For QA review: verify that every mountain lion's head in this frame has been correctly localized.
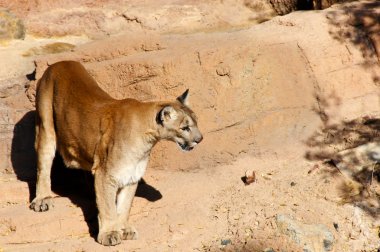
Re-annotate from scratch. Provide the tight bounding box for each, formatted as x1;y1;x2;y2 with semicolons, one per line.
156;90;203;151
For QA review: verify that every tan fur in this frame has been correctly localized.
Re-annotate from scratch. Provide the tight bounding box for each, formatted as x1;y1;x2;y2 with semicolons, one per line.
30;61;203;246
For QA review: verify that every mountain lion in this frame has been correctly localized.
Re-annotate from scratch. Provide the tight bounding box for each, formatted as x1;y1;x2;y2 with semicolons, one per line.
30;61;203;246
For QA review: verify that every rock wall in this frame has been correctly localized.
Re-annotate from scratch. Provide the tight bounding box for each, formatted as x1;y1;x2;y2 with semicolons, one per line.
0;1;379;181
1;0;276;39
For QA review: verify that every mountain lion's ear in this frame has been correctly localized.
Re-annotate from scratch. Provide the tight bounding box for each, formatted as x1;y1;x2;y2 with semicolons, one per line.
177;89;189;106
156;106;177;125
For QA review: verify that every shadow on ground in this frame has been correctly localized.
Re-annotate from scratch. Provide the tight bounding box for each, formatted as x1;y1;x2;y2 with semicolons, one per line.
305;92;380;218
307;1;380;218
11;111;162;239
327;1;380;84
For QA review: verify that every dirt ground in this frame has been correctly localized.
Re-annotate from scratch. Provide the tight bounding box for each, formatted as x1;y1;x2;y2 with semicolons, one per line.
1;152;379;251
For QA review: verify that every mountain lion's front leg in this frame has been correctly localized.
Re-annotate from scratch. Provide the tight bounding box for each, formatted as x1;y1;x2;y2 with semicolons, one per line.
116;183;138;240
30;111;56;212
94;169;122;246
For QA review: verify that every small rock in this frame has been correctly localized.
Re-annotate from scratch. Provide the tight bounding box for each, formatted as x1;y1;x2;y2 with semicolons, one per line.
221;239;231;246
167;241;176;248
261;173;272;180
290;181;296;186
220;207;228;213
308;164;319;174
263;248;276;252
9;224;16;232
244;228;252;237
242;170;256;185
276;214;334;252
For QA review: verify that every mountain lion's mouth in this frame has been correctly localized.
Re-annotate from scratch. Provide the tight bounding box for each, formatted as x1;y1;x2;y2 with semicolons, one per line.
177;142;194;151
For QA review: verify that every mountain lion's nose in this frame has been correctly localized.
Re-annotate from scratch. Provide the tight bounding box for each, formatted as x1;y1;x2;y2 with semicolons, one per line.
195;135;203;144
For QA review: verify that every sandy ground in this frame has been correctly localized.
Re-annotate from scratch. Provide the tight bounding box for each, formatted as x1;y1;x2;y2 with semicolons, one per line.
1;151;379;251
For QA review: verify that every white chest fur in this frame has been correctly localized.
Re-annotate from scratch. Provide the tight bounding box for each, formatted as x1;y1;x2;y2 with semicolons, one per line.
115;158;149;187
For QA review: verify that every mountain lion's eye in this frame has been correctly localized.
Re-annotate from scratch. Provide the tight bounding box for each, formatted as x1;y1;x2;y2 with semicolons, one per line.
181;126;191;132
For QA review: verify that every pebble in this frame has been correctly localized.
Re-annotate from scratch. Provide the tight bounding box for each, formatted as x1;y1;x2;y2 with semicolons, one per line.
263;248;275;252
221;239;231;246
242;170;256;185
